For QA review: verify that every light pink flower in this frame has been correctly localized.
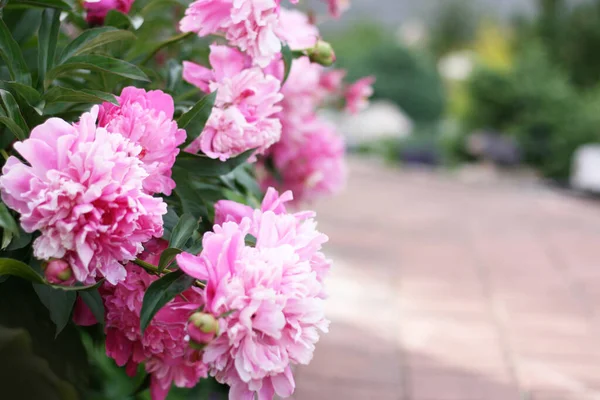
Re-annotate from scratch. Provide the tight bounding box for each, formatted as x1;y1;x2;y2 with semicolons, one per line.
183;45;283;161
176;190;330;399
319;69;346;93
83;0;134;25
275;8;319;50
278;56;326;119
264;117;346;203
180;0;288;67
103;241;208;400
98;87;186;196
345;76;375;114
0;108;166;284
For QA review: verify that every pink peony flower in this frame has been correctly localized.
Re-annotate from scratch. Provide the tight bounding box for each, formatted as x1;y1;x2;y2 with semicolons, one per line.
345;76;375;114
180;0;289;67
83;0;135;25
183;45;283;161
0;107;166;284
98;87;186;196
263;117;346;203
176;189;330;399
275;8;319;51
103;240;208;400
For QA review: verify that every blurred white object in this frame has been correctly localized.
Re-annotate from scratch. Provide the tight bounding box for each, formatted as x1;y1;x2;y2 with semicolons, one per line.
396;20;427;47
571;144;600;192
438;51;474;81
322;100;413;146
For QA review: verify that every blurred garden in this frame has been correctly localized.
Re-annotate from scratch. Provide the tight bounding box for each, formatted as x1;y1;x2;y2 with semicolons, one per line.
328;0;600;187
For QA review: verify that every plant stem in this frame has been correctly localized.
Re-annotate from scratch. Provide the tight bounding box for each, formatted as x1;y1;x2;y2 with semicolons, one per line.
133;258;162;274
133;258;206;289
0;149;9;161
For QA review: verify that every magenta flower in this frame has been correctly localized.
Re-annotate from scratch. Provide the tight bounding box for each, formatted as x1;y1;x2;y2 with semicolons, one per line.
264;117;346;203
176;189;330;399
183;45;283;161
180;0;285;67
323;0;349;18
103;240;208;400
0;107;166;284
345;76;375;114
83;0;134;25
98;87;186;196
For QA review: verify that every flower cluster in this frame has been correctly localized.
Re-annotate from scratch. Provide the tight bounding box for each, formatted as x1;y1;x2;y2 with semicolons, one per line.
261;50;374;203
176;188;331;399
102;240;208;400
183;45;283;161
0;0;369;398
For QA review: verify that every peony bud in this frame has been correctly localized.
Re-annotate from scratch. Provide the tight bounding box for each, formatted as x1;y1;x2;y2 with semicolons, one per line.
307;40;336;67
43;259;74;285
187;312;219;349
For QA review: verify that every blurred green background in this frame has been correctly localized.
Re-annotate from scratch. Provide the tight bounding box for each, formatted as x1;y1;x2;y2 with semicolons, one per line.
326;0;600;185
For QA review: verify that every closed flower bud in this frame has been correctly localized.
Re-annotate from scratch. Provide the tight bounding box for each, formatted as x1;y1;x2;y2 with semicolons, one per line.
43;259;74;285
307;40;336;67
187;312;219;349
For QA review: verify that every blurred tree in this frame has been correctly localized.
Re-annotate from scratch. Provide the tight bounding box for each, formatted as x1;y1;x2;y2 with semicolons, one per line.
429;0;478;58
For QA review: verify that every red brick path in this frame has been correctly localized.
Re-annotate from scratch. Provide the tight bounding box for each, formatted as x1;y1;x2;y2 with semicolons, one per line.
293;158;600;400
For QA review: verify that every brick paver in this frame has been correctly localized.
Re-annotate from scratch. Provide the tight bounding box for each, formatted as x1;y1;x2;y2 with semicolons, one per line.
292;157;600;400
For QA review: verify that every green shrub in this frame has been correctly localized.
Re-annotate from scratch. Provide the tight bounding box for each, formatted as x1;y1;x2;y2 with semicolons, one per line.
330;24;446;125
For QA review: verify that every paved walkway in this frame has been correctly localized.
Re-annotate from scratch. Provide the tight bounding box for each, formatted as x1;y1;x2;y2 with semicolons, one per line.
293;157;600;400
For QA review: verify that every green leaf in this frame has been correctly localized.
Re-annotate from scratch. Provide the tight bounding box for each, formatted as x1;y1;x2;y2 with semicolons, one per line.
46;55;150;86
174;148;254;178
0;89;29;139
0;19;31;85
281;43;293;85
0;258;45;284
43;86;118;105
172;179;209;221
79;289;104;325
2;81;43;108
140;269;195;334
178;91;217;147
32;284;76;337
132;31;194;64
0;116;26;140
103;10;134;30
37;8;61;89
169;213;199;249
140;0;186;16
6;0;71;9
59;27;135;63
158;248;182;273
0;203;19;250
162;207;179;241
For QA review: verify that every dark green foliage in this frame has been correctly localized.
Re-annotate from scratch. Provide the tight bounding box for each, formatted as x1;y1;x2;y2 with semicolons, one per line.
463;44;600;180
330;23;446;125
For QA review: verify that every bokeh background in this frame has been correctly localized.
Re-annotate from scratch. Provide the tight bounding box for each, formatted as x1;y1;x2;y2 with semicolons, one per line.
292;1;600;399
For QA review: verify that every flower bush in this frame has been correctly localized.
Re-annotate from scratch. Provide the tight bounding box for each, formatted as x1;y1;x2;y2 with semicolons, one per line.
0;0;373;398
